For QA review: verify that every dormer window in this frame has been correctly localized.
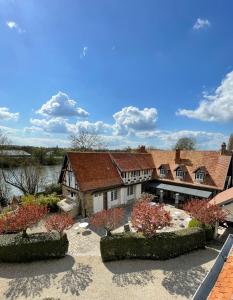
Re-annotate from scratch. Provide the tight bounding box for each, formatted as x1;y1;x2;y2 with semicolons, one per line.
195;170;205;182
160;167;166;177
176;168;184;179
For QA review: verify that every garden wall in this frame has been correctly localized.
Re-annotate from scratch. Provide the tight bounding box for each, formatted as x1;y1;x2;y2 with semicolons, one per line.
100;228;205;262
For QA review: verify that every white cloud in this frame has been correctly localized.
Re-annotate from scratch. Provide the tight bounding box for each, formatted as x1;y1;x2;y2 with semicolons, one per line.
6;21;24;33
80;46;88;59
36;91;89;118
0;107;19;121
113;106;158;135
67;120;112;135
177;71;233;122
136;129;227;150
30;117;69;133
193;18;211;30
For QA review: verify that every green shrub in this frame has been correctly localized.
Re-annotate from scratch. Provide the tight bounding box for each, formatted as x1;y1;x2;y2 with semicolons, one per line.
21;194;37;204
38;193;60;212
100;228;206;262
44;183;62;195
188;218;214;241
0;232;68;262
21;193;60;212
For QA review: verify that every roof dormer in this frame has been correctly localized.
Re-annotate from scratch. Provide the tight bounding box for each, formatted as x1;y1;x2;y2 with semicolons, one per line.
174;165;186;180
193;166;208;183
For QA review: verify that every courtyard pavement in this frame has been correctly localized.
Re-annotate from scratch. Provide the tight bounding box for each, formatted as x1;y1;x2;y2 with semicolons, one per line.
0;205;228;300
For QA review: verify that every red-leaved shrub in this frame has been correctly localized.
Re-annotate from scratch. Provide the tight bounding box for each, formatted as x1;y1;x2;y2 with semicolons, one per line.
131;201;172;237
45;214;74;237
90;208;124;236
0;204;48;237
183;199;227;226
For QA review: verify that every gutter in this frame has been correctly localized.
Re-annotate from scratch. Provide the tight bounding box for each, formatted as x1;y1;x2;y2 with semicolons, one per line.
192;234;233;300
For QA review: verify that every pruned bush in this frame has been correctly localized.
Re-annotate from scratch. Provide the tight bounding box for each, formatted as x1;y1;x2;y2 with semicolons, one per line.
0;203;48;236
100;228;205;262
188;218;214;241
45;214;74;237
0;232;68;262
131;201;172;237
90;208;124;236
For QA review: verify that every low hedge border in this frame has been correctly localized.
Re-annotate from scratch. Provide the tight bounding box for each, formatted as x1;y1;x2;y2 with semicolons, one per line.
188;218;215;241
0;232;69;262
100;228;206;262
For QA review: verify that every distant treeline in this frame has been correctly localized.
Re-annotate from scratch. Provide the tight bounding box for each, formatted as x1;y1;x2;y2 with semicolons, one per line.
0;145;67;168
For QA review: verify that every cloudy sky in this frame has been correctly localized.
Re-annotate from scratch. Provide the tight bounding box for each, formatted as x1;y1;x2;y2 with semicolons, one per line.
0;0;233;149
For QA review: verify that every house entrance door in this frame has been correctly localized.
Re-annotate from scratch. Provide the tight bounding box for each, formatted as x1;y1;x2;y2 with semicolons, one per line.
103;192;108;210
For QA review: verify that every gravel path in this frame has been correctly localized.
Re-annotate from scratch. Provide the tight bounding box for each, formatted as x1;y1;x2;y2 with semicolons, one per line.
0;243;220;300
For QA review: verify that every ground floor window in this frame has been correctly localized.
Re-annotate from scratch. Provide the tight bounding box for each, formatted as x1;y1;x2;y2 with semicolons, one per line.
111;189;118;201
127;185;134;196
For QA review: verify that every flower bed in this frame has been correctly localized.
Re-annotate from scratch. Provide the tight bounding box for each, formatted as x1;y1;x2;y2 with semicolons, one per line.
0;232;69;262
100;228;205;262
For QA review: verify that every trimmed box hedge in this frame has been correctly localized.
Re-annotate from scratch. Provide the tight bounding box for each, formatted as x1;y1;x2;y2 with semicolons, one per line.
0;232;69;262
100;228;205;262
188;219;214;241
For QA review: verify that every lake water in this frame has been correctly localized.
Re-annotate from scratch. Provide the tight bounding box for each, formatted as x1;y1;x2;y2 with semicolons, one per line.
1;165;62;197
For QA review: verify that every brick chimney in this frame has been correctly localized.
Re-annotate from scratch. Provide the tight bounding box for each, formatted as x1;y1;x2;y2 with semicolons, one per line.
220;142;227;155
175;148;181;163
138;145;146;153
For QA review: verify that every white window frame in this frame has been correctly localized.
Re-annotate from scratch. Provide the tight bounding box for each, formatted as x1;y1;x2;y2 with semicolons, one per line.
176;169;184;179
160;167;166;176
195;171;205;181
111;189;118;201
127;185;134;196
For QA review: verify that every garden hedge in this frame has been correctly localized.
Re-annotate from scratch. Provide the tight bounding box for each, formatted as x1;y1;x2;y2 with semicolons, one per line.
0;232;69;262
188;218;214;241
100;228;205;262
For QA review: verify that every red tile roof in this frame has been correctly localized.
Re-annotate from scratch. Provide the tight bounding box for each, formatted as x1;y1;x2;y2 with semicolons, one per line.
110;153;155;172
208;249;233;300
149;149;232;190
67;152;123;192
209;187;233;206
62;149;232;192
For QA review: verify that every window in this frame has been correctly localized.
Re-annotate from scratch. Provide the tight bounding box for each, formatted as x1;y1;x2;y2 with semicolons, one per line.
195;171;205;182
121;172;126;178
160;167;166;177
176;168;184;179
111;189;118;201
144;169;148;175
127;185;134;196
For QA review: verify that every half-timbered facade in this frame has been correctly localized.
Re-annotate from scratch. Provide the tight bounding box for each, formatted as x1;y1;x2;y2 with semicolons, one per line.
59;143;233;216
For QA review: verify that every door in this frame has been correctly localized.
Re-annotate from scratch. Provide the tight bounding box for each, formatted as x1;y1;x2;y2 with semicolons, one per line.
103;192;108;210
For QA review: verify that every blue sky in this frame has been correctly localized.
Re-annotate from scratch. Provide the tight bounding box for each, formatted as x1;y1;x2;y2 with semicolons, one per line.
0;0;233;149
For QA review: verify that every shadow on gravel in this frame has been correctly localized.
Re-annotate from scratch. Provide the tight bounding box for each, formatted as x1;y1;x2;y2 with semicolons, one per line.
2;257;93;299
104;245;219;295
58;263;93;296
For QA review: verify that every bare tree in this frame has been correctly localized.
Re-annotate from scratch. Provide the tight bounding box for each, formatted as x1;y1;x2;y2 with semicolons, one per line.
69;131;106;151
2;164;44;195
0;130;11;206
0;129;10;148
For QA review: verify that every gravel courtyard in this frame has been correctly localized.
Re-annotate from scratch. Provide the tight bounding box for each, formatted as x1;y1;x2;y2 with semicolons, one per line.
0;205;225;300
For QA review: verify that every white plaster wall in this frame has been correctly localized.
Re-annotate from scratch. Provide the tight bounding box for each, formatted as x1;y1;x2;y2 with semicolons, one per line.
107;190;121;208
135;183;142;199
93;193;103;213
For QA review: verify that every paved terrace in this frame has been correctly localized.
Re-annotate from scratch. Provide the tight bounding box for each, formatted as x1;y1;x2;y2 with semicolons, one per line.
0;205;231;300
